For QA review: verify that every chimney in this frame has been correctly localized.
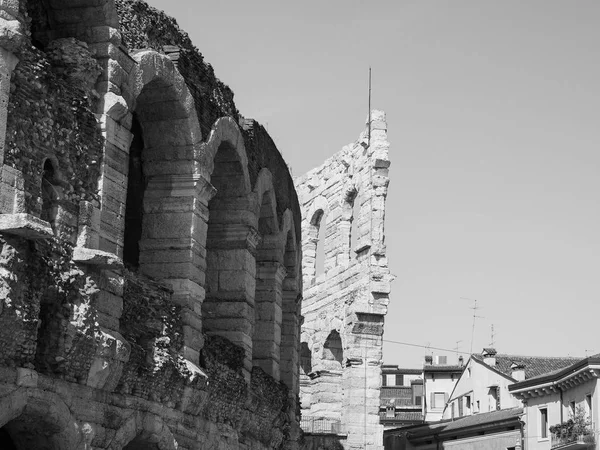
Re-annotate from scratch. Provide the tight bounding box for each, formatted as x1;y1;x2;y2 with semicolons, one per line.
425;355;433;365
511;362;526;381
482;348;497;367
458;355;464;366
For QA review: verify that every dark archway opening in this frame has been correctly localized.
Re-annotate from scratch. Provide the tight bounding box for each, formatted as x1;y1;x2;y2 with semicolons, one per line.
313;210;326;277
0;427;18;450
41;159;60;230
123;114;146;270
0;416;63;450
300;342;312;375
34;286;63;375
123;435;160;450
323;330;343;370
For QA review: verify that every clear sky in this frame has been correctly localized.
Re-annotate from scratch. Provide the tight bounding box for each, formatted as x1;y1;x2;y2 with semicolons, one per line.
143;0;600;367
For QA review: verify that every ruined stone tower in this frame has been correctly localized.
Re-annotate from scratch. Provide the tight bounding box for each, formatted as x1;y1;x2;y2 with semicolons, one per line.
295;111;391;450
0;1;303;448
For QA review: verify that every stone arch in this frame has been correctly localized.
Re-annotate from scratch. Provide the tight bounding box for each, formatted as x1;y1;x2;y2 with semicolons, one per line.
199;116;251;193
108;413;177;450
303;196;329;285
0;390;82;450
202;117;255;375
99;49;208;363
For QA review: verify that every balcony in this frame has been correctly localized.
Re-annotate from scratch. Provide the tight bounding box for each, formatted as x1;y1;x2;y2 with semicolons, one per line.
300;418;346;436
551;430;595;449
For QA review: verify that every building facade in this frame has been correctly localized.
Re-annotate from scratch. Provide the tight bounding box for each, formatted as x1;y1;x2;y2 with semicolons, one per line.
0;1;303;449
296;111;392;450
380;365;424;429
384;407;523;450
423;355;463;422
510;355;599;450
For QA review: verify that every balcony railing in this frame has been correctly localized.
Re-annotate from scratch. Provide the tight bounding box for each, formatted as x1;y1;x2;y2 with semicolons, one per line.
551;430;595;449
300;417;346;435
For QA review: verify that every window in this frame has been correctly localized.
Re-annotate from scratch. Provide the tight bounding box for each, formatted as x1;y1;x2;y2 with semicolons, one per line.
386;406;395;418
432;392;446;409
396;374;404;386
540;407;548;439
586;394;592;420
466;395;471;413
415;396;422;406
467;368;471;378
489;386;499;411
476;400;480;413
570;401;576;417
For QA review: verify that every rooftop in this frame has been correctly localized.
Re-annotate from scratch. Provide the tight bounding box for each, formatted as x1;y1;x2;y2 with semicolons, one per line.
473;353;582;380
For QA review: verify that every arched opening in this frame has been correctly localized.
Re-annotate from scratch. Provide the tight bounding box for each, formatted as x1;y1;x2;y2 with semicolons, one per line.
300;342;312;376
323;330;343;371
203;141;254;371
41;159;60;230
0;414;68;450
0;428;17;450
123;114;146;270
123;434;160;450
313;210;326;277
34;286;63;375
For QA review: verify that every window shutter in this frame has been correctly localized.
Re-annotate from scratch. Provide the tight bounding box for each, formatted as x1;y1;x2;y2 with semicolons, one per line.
382;375;386;387
430;392;435;408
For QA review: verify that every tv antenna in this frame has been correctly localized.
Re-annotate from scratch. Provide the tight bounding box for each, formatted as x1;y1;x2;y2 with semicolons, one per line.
461;297;484;354
454;340;462;358
489;324;496;348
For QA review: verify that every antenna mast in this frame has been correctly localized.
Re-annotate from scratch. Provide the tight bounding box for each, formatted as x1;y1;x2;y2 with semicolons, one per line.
368;67;372;146
490;324;496;348
461;297;484;354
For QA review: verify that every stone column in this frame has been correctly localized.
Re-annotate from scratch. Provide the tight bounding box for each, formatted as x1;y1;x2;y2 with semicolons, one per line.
253;261;286;379
141;174;214;364
280;290;301;393
203;222;259;376
0;48;18;170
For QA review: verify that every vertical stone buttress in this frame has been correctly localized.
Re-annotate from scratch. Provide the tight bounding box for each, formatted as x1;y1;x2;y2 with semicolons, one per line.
295;110;391;450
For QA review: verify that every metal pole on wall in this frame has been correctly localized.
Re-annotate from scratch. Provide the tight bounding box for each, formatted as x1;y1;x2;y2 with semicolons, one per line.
368;67;372;147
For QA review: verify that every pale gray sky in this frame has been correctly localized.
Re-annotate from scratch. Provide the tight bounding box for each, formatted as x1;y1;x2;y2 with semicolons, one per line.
143;0;600;367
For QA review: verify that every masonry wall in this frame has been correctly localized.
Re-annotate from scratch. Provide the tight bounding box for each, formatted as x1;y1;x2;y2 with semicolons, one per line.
295;111;391;450
0;1;303;449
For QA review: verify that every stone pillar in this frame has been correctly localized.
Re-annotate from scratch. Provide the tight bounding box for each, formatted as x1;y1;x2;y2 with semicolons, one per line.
280;290;301;392
0;48;18;170
253;261;286;379
140;174;214;363
204;222;259;376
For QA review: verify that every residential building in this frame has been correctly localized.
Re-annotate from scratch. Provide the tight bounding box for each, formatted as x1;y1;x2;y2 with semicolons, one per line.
384;407;524;450
381;365;424;428
509;354;600;450
423;355;464;422
444;349;580;421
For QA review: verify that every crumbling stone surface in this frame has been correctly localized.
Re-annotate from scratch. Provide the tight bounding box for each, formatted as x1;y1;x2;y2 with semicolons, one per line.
295;112;391;450
0;1;303;449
